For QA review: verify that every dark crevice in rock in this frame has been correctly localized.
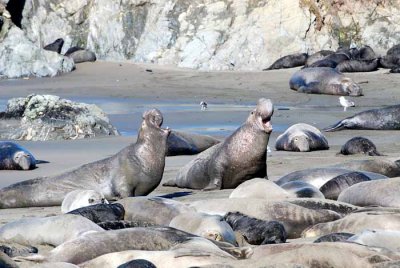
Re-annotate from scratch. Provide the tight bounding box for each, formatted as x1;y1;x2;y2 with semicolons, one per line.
6;0;26;28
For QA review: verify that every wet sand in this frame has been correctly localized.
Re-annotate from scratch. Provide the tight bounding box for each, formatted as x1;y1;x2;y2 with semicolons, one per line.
0;61;400;226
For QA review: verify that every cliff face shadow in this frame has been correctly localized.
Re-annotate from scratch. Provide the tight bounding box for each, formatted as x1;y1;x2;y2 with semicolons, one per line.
6;0;26;28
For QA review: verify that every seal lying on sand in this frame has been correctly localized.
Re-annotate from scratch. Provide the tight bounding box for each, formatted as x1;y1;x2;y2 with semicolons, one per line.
334;159;400;177
163;98;273;190
340;137;383;156
166;131;220;156
335;59;379;73
275;123;329;152
61;190;108;213
263;53;308;70
64;47;96;64
289;67;363;96
0;141;37;170
0;109;170;208
324;104;400;131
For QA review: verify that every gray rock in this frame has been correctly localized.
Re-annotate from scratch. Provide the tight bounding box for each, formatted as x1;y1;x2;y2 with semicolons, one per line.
0;94;119;141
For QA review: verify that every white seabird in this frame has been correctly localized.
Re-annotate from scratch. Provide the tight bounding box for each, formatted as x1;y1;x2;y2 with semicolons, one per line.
339;96;355;111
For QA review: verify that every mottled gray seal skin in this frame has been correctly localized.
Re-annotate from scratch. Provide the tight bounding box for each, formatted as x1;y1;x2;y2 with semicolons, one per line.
97;220;156;230
280;181;325;199
335;59;379;73
324;104;400;131
305;50;334;67
224;212;287;245
340;137;383;156
379;55;400;69
347;229;400;253
307;59;338;68
0;141;37;170
166;130;220;156
164;98;273;190
334;159;400;178
320;171;371;200
43;38;64;54
289;67;363;96
263;53;308;70
0;243;37;257
358;45;376;60
0;252;18;268
67;49;96;64
0;109;170;208
338;177;400;207
387;44;400;56
275;123;329;152
313;232;354;243
285;198;358;216
68;203;125;223
323;52;350;64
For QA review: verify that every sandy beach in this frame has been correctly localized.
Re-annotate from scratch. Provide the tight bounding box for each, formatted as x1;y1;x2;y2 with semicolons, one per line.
0;61;400;248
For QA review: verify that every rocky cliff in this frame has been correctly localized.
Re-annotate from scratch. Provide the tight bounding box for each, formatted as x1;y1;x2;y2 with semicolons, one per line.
2;0;400;74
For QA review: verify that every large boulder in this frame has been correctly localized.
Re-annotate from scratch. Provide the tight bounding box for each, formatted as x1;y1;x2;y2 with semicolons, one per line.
0;94;119;141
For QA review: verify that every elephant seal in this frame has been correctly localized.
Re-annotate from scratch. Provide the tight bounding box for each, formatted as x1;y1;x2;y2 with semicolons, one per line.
224;212;287;245
0;214;103;246
324;104;400;131
313;232;354;243
0;252;18;268
61;190;108;213
228;178;292;200
68;203;125;223
97;220;156;230
275;123;329;152
166;130;220;156
0;141;37;170
347;229;400;252
320;171;371;200
323;52;350;64
289;67;363;96
307;59;338;68
387;44;400;56
169;211;237;245
117;259;156;268
305;50;335;67
335;59;379;73
334;159;400;177
43;38;64;54
66;49;96;64
275;167;387;189
280;181;325;199
263;53;308;70
302;211;400;238
163;98;274;190
340;136;383;156
338;177;400;207
379;55;400;69
0;109;170;208
285;198;358;216
358;45;376;60
0;243;37;257
188;198;341;238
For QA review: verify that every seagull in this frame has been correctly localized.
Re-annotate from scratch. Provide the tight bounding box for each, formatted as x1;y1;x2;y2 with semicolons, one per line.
200;101;208;111
339;96;355;111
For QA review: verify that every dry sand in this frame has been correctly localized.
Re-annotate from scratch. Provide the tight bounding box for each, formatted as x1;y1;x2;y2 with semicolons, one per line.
0;61;400;228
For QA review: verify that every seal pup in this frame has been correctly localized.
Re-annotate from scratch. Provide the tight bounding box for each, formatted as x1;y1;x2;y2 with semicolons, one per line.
339;96;355;111
263;53;308;70
0;141;37;170
0;214;104;246
289;67;363;96
275;123;329;152
61;190;108;213
68;203;125;223
338;177;400;207
324;104;400;131
333;159;400;177
166;130;220;156
43;38;64;54
0;109;170;208
224;212;287;245
340;136;383;156
163;98;273;190
280;181;325;199
228;178;292;200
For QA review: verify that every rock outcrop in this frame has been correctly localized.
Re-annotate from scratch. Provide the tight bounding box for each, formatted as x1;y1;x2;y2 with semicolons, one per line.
0;94;119;141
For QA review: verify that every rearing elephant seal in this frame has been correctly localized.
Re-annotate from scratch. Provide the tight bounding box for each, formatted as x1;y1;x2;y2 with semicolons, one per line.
163;98;273;190
0;142;37;170
324;104;400;131
275;123;329;152
289;67;363;96
0;109;171;208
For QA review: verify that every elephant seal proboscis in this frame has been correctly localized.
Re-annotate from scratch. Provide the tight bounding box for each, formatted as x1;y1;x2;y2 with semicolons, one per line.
324;104;400;131
228;178;292;200
319;171;371;200
0;109;171;208
263;53;308;70
333;159;400;177
188;198;340;238
0;214;103;246
166;130;220;156
280;181;325;199
163;98;273;190
338;177;400;207
275;123;329;152
68;203;125;223
61;190;108;213
43;38;64;54
340;136;383;156
0;141;37;170
224;212;287;245
289;67;363;96
313;232;354;243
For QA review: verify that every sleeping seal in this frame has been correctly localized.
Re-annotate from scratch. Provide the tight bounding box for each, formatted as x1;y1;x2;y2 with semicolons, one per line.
0;109;170;208
0;141;37;170
340;137;383;156
263;53;308;70
163;98;273;190
61;190;108;213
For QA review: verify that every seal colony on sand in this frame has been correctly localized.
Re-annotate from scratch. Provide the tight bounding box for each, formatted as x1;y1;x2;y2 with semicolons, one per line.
163;98;273;190
0;141;37;170
0;109;170;208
